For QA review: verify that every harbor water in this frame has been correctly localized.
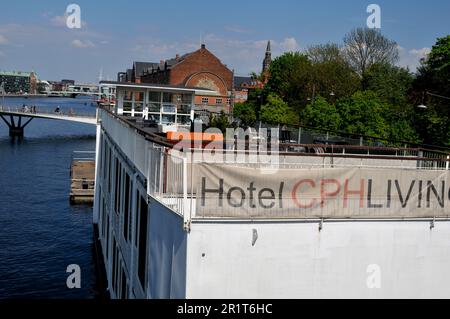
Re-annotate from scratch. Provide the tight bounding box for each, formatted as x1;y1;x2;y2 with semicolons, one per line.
0;97;97;299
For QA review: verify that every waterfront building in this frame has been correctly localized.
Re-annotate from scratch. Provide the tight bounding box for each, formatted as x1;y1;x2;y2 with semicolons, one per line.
92;85;450;299
118;45;233;114
0;71;38;94
140;45;233;115
100;81;213;132
116;42;273;108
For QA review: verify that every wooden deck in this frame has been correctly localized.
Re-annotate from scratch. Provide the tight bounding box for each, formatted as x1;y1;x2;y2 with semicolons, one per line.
70;160;95;205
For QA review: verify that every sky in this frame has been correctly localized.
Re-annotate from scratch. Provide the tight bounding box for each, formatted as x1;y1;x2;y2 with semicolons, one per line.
0;0;449;83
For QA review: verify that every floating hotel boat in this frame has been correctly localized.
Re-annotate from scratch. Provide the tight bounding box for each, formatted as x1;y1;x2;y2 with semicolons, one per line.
93;81;450;299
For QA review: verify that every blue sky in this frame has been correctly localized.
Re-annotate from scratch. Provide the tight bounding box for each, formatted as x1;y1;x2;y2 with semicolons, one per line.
0;0;449;83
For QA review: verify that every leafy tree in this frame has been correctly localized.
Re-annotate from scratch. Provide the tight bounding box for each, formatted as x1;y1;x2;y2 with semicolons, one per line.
306;43;343;64
266;52;313;112
413;108;449;146
343;28;399;79
385;111;420;144
310;57;360;101
300;96;341;131
337;91;389;138
209;111;231;133
260;94;298;126
233;102;257;128
413;35;450;146
418;35;450;96
364;63;414;107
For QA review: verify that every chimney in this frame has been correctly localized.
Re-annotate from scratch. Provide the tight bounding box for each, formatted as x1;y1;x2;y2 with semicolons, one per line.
201;44;206;49
175;54;180;60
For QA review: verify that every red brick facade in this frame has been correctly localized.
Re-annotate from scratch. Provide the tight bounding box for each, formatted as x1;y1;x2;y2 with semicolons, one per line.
141;45;233;113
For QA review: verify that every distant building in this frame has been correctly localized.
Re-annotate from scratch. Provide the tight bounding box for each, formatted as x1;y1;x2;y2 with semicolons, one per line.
138;44;233;114
116;41;272;111
0;71;38;94
37;80;51;94
262;40;272;75
233;41;271;103
61;79;75;86
132;62;160;83
233;76;264;104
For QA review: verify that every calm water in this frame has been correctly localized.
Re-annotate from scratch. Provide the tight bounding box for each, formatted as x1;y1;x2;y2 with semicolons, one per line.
0;97;97;299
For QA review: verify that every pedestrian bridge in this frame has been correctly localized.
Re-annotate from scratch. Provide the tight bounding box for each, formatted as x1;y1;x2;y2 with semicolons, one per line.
0;106;97;137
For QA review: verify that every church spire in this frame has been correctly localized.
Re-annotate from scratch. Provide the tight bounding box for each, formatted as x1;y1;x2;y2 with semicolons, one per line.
262;40;272;74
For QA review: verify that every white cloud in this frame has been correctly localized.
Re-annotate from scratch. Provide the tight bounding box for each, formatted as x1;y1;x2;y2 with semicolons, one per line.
280;37;299;52
50;14;88;28
71;39;95;48
398;45;431;72
409;47;431;60
0;34;8;45
50;15;67;27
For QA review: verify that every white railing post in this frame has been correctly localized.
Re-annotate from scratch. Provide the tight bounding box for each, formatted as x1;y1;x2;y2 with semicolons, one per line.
446;156;449;171
159;150;164;197
182;156;190;232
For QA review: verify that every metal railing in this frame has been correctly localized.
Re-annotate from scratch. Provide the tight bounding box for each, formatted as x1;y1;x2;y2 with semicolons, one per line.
143;142;450;222
147;144;190;227
0;105;96;119
72;151;96;162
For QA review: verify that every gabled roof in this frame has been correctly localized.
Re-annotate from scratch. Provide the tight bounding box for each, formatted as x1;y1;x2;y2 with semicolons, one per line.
234;76;253;89
133;62;159;78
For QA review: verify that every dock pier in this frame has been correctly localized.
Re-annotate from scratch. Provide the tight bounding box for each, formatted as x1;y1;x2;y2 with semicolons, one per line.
70;151;96;205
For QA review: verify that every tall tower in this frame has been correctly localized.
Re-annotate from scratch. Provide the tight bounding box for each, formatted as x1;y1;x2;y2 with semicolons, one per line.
262;40;272;74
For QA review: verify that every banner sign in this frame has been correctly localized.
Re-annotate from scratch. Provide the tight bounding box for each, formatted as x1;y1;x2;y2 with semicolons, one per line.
195;164;450;219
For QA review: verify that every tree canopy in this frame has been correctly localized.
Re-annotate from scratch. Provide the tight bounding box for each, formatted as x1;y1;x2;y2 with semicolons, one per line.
260;93;298;126
231;31;450;147
343;28;399;78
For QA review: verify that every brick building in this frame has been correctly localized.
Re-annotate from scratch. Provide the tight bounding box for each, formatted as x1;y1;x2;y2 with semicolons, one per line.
118;41;272;112
139;44;233;114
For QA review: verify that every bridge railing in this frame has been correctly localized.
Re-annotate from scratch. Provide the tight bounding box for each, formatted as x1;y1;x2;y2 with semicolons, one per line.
0;105;96;118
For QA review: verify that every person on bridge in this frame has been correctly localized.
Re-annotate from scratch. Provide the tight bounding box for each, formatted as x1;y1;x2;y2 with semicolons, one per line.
54;106;61;114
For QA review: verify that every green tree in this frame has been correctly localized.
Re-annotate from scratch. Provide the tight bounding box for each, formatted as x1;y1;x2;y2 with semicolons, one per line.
260;94;298;126
300;96;341;131
365;63;413;107
266;52;312;112
337;91;389;138
413;35;450;146
233;102;257;128
417;35;450;97
307;43;342;64
209;111;231;133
